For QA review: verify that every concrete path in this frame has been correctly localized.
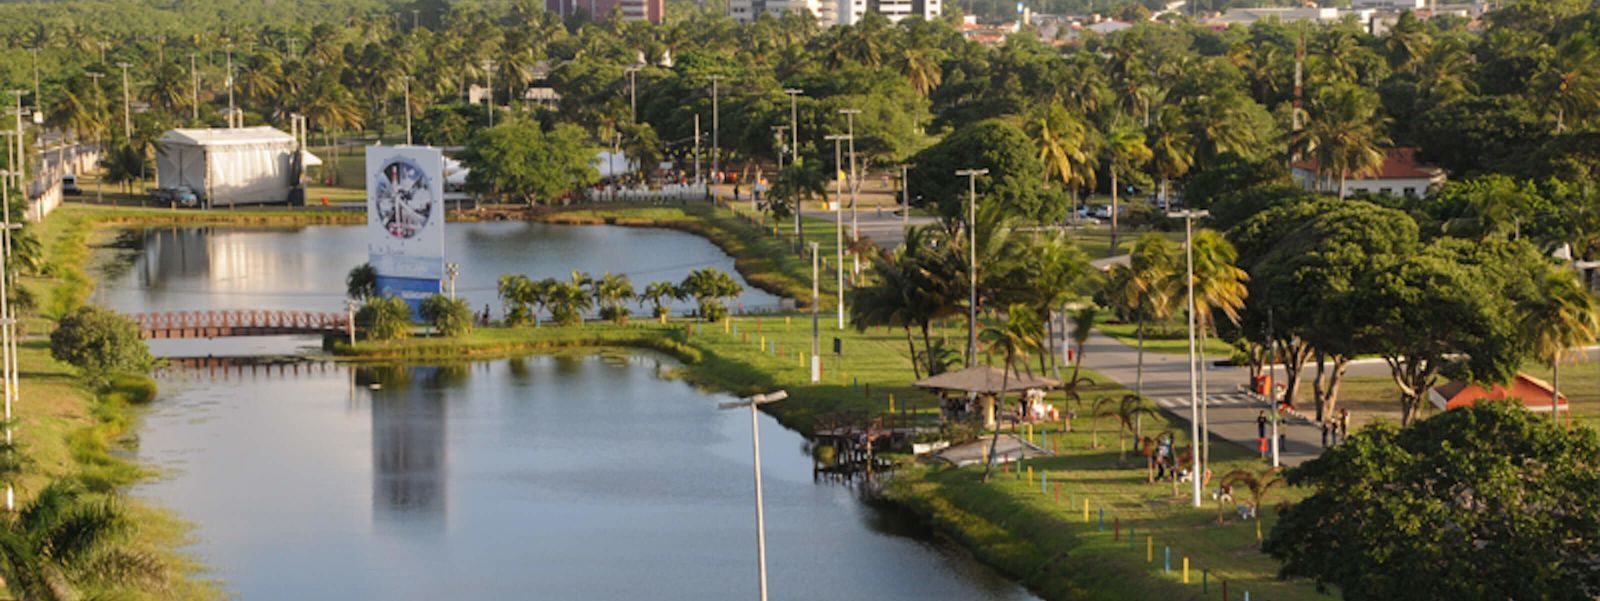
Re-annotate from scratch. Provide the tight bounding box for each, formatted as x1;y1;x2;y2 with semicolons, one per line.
934;433;1051;467
1076;329;1331;466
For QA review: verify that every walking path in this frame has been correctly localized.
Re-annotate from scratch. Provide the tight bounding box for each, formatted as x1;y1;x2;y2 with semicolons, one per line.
1077;329;1330;466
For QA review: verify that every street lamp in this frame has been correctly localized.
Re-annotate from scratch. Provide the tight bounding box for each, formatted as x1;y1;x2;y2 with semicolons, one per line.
956;168;987;367
445;262;460;300
401;75;413;145
86;71;106;204
708;75;725;183
811;242;821;383
717;389;789;601
1168;208;1210;508
0;174;19;512
482;60;497;127
624;66;641;124
116;62;132;140
783;88;803;237
825;134;850;330
839;108;861;256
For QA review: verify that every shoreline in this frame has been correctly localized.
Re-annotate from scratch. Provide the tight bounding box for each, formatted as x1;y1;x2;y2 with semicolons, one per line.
24;203;1320;601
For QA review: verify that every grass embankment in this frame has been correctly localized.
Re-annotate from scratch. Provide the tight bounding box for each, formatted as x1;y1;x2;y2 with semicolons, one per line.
1097;322;1237;358
340;313;1326;600
7;207;224;599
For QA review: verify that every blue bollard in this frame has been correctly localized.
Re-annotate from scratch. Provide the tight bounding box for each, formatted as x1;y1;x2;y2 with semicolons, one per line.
1041;472;1047;495
1244;593;1250;601
1164;546;1170;573
1098;508;1104;531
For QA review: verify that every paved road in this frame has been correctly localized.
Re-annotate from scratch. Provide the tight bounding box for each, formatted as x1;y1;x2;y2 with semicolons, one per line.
1076;329;1331;466
806;205;938;250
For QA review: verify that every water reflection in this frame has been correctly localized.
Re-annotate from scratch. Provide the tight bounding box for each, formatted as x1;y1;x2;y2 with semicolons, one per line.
366;366;453;524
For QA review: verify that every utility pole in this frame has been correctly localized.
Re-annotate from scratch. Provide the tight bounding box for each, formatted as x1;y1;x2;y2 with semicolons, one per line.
1168;208;1210;508
957;168;987;367
189;52;199;122
899;163;910;232
693;114;702;188
716;390;788;601
839;109;860;248
708;75;724;183
483;60;497;127
225;46;236;127
784;88;803;237
811;241;820;383
86;71;105;204
402;75;413;145
29;49;40;115
0;169;19;511
625;66;640;124
826;134;849;330
412;9;420;29
117;63;132;140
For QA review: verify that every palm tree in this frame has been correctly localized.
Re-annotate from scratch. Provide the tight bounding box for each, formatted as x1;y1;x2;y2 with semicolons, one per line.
1219;467;1285;543
1146;106;1193;213
592;272;635;325
1026;105;1094;198
1292;83;1389;198
544;278;593;326
1102;120;1152;252
1013;233;1094;376
850;252;926;379
980;304;1044;483
1095;395;1157;462
638;281;680;323
896;47;945;97
1521;268;1600;422
1533;34;1600;134
1066;305;1098;393
1191;229;1249;467
1105;234;1181;398
346;263;378;300
0;481;167;599
498;274;537;326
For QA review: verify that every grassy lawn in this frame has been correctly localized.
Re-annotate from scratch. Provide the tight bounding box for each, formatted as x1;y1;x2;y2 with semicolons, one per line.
1098;321;1236;357
1335;360;1600;434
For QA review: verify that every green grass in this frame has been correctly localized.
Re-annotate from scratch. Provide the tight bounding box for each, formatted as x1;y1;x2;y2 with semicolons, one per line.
1098;322;1236;357
1334;361;1600;434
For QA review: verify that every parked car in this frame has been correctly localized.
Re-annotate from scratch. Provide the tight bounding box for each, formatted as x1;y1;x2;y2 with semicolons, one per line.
153;186;200;207
61;175;82;195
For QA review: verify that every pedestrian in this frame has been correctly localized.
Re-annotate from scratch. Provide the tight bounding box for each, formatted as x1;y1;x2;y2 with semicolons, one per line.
733;183;741;201
1256;411;1268;458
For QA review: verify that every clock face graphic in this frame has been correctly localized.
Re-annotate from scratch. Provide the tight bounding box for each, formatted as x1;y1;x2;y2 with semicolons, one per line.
375;157;435;240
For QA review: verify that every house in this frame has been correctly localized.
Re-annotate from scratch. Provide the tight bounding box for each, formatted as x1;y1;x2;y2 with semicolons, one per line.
1428;373;1569;414
1291;147;1446;199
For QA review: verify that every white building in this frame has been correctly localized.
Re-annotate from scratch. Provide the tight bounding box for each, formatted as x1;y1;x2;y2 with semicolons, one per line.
1208;7;1369;26
1292;147;1446;198
728;0;936;26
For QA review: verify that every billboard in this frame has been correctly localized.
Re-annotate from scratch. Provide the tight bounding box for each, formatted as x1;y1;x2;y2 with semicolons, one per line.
367;146;446;314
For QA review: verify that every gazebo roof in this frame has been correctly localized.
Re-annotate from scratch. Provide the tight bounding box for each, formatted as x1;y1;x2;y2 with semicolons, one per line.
913;365;1061;394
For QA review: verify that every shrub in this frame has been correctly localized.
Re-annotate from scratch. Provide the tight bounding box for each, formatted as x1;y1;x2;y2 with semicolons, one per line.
420;294;473;337
357;296;413;341
49;305;153;378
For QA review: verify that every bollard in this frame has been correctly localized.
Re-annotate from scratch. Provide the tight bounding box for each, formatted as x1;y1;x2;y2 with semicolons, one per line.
1098;507;1104;531
1083;498;1089;523
1147;536;1153;563
760;336;765;350
1041;472;1047;495
786;316;791;331
1026;423;1033;443
889;394;895;413
1114;517;1120;541
1054;482;1060;503
1203;570;1208;594
1164;546;1170;573
1027;465;1033;483
1183;557;1189;583
1223;580;1228;601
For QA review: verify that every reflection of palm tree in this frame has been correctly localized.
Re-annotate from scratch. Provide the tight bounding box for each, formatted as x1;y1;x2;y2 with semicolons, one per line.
979;304;1043;483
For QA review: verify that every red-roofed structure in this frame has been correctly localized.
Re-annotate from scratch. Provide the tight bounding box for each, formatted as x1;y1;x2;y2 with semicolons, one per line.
1428;373;1569;414
1291;147;1446;199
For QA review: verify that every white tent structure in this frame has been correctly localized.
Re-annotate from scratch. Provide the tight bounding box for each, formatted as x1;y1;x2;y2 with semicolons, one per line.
157;127;319;206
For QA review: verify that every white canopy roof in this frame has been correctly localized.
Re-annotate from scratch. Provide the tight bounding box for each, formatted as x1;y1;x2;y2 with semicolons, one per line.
160;126;295;147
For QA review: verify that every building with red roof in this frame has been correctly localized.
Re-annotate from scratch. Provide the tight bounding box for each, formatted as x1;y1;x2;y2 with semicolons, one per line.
1291;147;1446;199
1428;373;1569;414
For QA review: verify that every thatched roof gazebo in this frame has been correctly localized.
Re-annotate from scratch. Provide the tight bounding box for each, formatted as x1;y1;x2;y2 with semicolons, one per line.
915;366;1060;428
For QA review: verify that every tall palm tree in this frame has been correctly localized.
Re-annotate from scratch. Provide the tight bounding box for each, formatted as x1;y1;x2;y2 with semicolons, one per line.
1105;234;1181;398
1292;83;1389;198
850;251;926;379
896;47;945;97
498;274;536;326
1191;229;1248;467
1013;233;1094;376
1103;120;1152;253
1522;268;1600;422
639;281;681;323
1534;34;1600;134
1026;105;1094;199
593;272;635;325
980;303;1044;483
1146;106;1194;213
1219;466;1284;543
0;481;167;599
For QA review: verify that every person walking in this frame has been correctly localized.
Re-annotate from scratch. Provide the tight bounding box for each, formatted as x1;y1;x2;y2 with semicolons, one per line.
1256;411;1268;458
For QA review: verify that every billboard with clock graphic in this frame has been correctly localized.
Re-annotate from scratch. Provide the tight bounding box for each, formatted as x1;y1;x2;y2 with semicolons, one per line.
367;146;446;314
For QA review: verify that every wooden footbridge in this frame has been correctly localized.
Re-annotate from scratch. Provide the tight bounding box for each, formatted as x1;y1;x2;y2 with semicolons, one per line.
130;310;350;339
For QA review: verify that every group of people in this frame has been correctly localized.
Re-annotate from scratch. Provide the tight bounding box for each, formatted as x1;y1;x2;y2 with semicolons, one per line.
1255;406;1354;458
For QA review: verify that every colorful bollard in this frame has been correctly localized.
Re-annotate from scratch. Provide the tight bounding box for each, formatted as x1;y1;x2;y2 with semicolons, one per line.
1098;507;1104;531
1164;546;1170;573
1183;557;1189;583
1041;472;1047;495
1083;498;1089;523
1147;536;1153;563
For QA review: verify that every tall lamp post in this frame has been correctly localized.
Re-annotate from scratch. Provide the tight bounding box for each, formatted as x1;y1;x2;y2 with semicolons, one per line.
825;134;849;330
708;75;724;183
482;60;497;127
116;62;132;140
86;71;105;203
401;75;413;145
956;168;987;367
1169;208;1209;507
783;88;802;236
717;390;789;601
810;242;820;383
0;173;18;512
839;108;860;248
624;66;641;124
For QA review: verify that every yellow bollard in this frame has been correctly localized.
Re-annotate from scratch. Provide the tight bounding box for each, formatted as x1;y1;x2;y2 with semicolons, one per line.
1027;465;1033;482
723;318;730;334
760;335;765;350
1183;557;1189;583
1027;423;1033;443
1147;536;1153;563
1083;498;1089;523
889;393;895;413
786;316;791;332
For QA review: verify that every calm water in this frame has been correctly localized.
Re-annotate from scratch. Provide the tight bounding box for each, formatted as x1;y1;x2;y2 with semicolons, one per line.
98;224;1039;600
92;221;784;317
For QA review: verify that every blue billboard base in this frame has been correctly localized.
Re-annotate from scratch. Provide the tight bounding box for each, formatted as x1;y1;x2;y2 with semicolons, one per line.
376;276;444;320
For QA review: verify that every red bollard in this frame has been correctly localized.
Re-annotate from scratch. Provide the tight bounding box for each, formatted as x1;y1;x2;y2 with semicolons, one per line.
1114;517;1120;541
1222;580;1228;601
1054;482;1060;503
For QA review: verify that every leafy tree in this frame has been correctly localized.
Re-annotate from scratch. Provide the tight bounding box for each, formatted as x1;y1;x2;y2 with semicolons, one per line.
1520;267;1600;419
346;263;378;300
678;268;743;322
1265;402;1600;599
1094;394;1157;462
638;281;681;322
419;294;473;337
908;119;1054;222
1292;83;1389;198
0;480;168;599
461;118;598;204
48;305;152;379
357;296;412;342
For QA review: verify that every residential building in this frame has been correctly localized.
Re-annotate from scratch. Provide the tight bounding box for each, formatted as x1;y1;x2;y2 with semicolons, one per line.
1291;147;1446;199
729;0;935;26
546;0;663;23
1430;373;1569;415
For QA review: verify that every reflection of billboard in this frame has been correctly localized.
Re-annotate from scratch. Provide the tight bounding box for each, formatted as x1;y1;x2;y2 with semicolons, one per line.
367;146;445;313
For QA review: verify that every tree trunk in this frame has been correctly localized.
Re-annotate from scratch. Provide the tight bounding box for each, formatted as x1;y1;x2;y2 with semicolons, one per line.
1135;313;1145;398
1337;174;1347;199
1313;351;1327;423
982;359;1012;483
905;326;922;381
1553;359;1561;424
920;321;937;377
1199;324;1211;470
1110;170;1120;254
